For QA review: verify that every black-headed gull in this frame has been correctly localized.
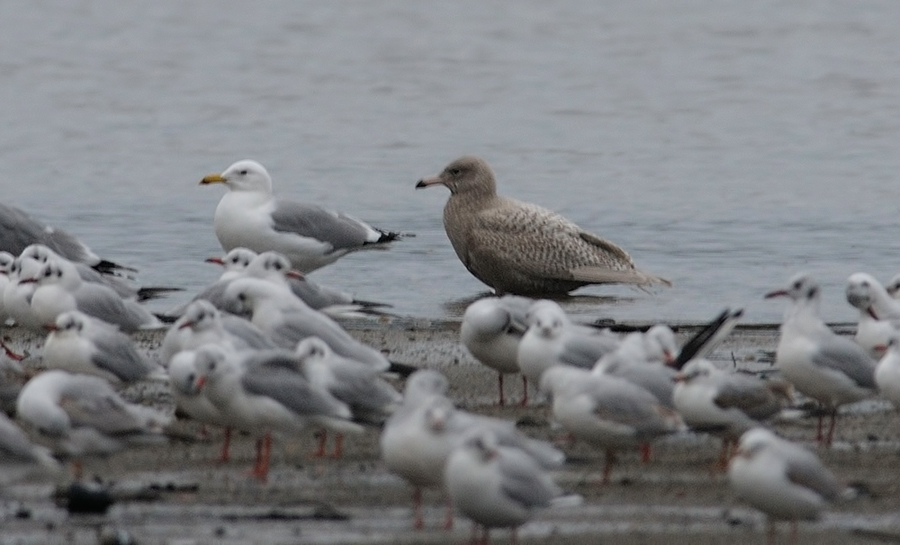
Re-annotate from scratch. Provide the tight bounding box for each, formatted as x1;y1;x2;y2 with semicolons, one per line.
846;272;898;359
728;428;845;543
168;349;232;462
875;332;900;409
460;295;533;406
766;273;877;446
673;358;792;468
444;428;567;544
28;257;161;332
517;299;620;390
294;336;401;457
200;160;400;273
221;277;390;371
16;370;170;477
539;365;683;484
415;156;670;295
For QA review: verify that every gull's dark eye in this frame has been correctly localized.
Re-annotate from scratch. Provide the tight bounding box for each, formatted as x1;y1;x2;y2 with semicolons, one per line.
237;292;246;301
862;281;870;288
239;169;248;176
793;280;802;290
197;312;206;321
448;168;461;176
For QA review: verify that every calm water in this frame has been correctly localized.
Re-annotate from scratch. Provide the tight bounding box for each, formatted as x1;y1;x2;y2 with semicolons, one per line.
2;1;900;324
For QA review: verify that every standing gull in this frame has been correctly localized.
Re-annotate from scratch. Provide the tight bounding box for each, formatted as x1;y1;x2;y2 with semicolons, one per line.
460;295;533;406
415;156;669;295
200;160;400;273
766;273;877;446
728;428;845;543
845;273;895;359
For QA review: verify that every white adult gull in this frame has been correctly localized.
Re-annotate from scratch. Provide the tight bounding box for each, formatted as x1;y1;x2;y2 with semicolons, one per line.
200;160;400;273
168;349;233;462
728;428;846;543
766;273;877;446
42;310;162;384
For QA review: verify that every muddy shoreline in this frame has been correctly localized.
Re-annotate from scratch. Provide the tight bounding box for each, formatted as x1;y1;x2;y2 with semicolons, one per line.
2;319;899;545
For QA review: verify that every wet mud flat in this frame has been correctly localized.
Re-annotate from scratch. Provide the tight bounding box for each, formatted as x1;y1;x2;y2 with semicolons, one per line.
2;319;900;545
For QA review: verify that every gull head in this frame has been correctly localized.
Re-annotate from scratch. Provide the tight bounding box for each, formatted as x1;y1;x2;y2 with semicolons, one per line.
295;336;330;361
49;310;87;335
247;251;302;282
415;156;497;198
643;325;677;365
20;244;58;263
527;301;567;340
177;300;221;332
461;298;513;340
764;272;820;303
206;247;258;272
201;159;273;194
845;273;879;314
169;350;203;396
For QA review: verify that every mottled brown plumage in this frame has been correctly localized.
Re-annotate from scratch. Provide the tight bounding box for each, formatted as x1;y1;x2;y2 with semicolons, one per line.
416;156;670;295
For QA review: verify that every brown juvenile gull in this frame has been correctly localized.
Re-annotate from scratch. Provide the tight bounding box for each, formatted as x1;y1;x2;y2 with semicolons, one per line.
415;156;670;295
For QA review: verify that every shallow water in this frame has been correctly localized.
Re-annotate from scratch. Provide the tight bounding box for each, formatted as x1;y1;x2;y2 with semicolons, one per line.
3;1;900;323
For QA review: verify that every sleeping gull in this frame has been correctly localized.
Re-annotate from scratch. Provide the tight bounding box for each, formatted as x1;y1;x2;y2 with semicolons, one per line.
728;428;846;543
3;255;45;330
42;310;161;384
0;203;132;274
200;160;400;273
415;156;669;295
539;365;683;484
845;273;896;359
766;272;877;446
460;295;533;406
444;428;569;544
27;257;162;332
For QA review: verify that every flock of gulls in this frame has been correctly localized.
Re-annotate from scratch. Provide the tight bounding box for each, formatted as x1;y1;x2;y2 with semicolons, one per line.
0;156;897;543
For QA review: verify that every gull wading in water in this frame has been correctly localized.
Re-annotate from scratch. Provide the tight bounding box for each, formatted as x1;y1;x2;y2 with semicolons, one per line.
200;160;400;273
766;273;877;446
415;156;669;295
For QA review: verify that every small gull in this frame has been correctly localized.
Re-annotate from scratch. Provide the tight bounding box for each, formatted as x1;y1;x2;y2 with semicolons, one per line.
875;332;900;409
16;370;170;477
200;160;400;273
380;369;563;530
3;255;45;330
294;336;401;457
168;349;232;462
159;299;276;366
415;156;669;295
444;428;569;545
193;345;361;482
42;310;161;384
517;299;620;390
766;273;877;446
0;203;132;274
845;273;896;359
592;329;680;410
885;273;900;299
539;365;683;484
460;295;533;406
161;248;258;318
20;243;179;302
728;428;846;543
222;277;391;371
28;257;162;332
672;358;792;469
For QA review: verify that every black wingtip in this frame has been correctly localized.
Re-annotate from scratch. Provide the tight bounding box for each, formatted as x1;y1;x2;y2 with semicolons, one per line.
387;361;420;378
672;308;744;370
93;259;138;275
